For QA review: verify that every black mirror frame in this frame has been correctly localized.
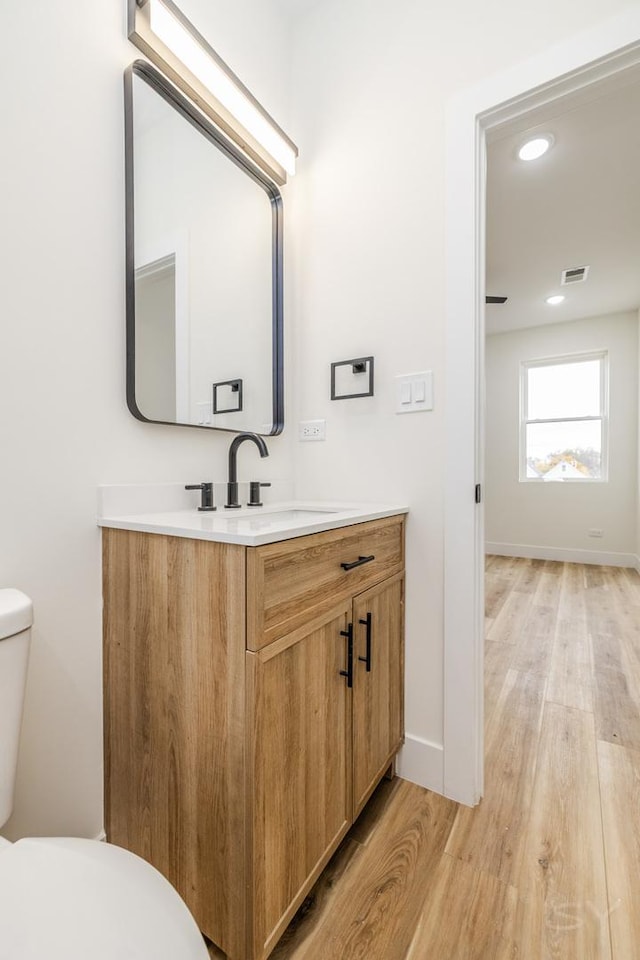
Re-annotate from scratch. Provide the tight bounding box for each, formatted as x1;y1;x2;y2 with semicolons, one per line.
124;60;284;436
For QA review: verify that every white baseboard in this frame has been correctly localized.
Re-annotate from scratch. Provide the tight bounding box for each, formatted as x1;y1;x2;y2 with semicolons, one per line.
397;735;444;794
634;555;640;574
94;829;106;842
486;541;637;568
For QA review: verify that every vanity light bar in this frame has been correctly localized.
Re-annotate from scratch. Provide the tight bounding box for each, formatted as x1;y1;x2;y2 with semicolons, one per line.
129;0;298;184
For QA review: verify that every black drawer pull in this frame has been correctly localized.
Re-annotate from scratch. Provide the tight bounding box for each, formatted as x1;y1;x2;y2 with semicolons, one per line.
340;554;375;571
358;613;372;671
339;623;354;688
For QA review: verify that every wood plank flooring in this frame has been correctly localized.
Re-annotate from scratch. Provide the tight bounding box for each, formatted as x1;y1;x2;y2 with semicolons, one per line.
207;557;640;960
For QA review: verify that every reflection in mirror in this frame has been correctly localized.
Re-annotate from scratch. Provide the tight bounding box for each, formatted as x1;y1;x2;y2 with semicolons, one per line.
125;61;283;434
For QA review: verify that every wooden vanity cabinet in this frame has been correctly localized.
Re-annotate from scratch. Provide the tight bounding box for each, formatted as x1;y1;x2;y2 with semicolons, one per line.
351;573;404;816
103;515;405;960
246;601;353;957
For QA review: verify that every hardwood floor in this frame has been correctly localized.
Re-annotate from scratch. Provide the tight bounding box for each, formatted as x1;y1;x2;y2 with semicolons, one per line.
207;558;640;960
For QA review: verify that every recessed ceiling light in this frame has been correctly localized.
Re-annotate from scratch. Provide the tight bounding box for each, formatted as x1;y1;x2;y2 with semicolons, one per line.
518;135;554;162
545;294;565;306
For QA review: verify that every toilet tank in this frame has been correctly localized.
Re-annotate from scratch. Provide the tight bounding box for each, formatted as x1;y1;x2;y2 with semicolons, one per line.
0;590;33;830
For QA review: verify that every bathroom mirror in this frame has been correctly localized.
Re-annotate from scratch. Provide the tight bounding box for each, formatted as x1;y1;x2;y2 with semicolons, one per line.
125;61;283;434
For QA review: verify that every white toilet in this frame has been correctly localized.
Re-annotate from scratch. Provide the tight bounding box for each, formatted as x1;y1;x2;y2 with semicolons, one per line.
0;588;210;960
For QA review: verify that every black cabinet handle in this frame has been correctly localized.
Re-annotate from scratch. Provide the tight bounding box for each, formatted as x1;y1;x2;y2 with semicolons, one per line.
358;613;372;672
340;554;375;571
339;623;353;688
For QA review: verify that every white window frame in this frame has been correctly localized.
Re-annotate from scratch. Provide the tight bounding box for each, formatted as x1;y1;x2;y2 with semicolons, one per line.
519;350;609;483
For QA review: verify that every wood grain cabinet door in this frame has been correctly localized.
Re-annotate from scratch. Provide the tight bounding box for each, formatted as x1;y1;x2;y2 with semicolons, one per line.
352;573;405;817
246;602;353;960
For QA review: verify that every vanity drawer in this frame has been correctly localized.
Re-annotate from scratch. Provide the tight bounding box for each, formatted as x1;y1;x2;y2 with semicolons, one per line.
246;515;405;650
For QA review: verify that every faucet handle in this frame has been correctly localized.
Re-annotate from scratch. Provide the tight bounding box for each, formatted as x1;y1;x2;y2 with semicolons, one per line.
247;481;271;507
185;482;216;512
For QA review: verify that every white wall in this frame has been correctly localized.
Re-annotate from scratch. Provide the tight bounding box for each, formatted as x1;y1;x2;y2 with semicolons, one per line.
288;0;639;788
0;0;293;840
485;313;638;563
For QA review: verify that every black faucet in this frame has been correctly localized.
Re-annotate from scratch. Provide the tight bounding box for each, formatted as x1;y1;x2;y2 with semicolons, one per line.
184;481;215;511
225;433;269;508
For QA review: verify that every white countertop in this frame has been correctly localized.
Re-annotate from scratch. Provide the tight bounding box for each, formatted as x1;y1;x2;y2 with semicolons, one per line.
98;496;408;547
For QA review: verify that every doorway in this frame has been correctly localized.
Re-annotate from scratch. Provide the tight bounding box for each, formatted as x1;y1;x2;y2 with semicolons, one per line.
484;75;640;563
443;9;640;806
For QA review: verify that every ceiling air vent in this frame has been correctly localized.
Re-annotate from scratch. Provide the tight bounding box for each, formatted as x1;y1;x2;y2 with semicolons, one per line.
561;265;590;285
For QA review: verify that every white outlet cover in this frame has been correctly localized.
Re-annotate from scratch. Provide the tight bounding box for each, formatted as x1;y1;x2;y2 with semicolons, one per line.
298;419;327;441
196;400;212;426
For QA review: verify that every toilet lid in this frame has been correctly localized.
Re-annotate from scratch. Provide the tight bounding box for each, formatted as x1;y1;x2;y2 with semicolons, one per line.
0;837;209;960
0;589;33;640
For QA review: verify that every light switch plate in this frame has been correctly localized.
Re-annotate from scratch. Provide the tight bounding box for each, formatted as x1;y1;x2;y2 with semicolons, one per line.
395;371;433;414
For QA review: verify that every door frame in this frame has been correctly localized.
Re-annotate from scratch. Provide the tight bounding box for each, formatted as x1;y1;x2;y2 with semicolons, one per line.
136;231;190;422
443;7;640;806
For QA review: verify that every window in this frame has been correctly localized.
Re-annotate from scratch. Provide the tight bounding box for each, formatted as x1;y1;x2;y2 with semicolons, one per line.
520;352;608;481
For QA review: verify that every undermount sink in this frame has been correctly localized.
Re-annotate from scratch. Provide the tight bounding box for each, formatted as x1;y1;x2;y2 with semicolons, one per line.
236;508;338;522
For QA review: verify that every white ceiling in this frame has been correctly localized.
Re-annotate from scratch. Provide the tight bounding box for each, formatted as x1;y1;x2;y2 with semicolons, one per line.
271;0;323;18
486;71;640;335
